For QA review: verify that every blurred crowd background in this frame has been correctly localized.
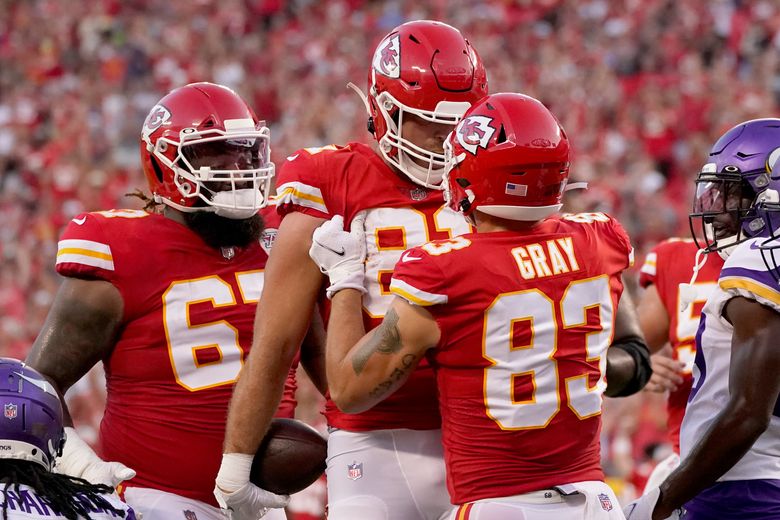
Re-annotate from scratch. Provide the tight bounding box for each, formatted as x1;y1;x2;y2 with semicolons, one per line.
2;0;780;515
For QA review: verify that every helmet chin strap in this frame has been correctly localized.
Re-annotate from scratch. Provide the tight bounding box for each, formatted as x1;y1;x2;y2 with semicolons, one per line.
346;82;371;115
702;222;740;260
716;235;739;260
398;150;445;189
564;182;589;192
211;189;263;219
678;232;738;312
679;248;709;313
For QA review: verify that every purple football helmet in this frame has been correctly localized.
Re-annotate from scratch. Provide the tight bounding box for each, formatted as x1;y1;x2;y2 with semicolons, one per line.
689;118;780;257
0;358;65;470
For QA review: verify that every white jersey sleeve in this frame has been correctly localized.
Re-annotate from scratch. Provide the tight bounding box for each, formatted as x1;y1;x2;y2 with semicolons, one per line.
679;238;780;481
0;483;136;519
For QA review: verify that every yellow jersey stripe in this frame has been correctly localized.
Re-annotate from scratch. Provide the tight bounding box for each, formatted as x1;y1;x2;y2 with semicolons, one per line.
389;285;439;306
55;253;115;271
720;277;780;307
389;278;447;306
56;248;113;261
277;186;325;205
58;238;111;254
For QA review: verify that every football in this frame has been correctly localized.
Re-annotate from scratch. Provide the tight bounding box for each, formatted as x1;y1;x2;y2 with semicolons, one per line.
250;418;327;495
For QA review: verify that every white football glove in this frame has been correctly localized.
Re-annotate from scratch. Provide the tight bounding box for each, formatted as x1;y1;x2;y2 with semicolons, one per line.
56;427;136;487
642;453;680;494
623;487;681;520
214;453;289;520
309;213;367;299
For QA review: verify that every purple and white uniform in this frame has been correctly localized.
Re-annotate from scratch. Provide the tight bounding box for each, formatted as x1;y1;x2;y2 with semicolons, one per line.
680;238;780;517
0;484;136;519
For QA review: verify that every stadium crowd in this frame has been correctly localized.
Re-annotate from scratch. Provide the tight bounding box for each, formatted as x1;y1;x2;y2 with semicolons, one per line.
1;0;780;510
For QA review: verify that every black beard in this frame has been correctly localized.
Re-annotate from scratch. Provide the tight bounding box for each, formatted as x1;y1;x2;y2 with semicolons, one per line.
183;211;264;249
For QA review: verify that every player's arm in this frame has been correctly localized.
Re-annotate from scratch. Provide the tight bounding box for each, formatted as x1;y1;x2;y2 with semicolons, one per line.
216;212;324;517
306;213;440;413
637;284;670;353
26;277;123;425
604;280;653;397
299;305;328;396
652;296;780;519
637;284;684;392
224;211;324;455
327;293;440;414
26;277;134;487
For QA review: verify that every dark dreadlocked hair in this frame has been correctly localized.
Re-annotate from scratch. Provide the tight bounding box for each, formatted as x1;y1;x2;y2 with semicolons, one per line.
125;189;162;213
0;460;127;520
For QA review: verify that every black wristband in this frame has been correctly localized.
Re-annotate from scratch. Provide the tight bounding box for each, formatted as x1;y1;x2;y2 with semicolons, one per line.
608;336;652;397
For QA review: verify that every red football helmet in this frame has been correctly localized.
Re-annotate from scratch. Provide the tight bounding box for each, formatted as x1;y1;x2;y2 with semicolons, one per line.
363;20;488;189
140;82;274;219
443;93;570;221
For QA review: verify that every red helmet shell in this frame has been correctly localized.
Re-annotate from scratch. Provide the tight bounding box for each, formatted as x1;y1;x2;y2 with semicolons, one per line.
368;20;488;136
445;93;570;221
367;20;489;187
140;82;270;212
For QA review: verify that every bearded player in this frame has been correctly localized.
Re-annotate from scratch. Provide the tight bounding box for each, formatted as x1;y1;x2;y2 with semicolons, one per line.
625;119;780;519
311;93;652;519
636;237;723;491
26;83;294;520
217;20;490;520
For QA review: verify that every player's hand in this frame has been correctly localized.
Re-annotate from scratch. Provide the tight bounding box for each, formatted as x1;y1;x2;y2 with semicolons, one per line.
623;487;681;520
309;213;367;299
644;354;685;393
56;427;136;487
215;453;289;520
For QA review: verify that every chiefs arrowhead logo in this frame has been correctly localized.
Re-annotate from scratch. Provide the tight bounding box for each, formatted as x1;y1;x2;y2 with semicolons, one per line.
373;34;400;79
142;104;171;139
456;116;496;155
260;228;278;254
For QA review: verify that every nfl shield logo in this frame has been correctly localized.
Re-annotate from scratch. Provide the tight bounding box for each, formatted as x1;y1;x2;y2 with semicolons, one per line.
409;187;429;201
182;510;198;520
598;493;613;512
220;247;235;260
4;403;17;419
347;461;363;481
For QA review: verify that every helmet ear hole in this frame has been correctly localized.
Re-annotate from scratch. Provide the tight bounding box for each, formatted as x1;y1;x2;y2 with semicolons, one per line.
496;125;507;144
150;156;165;183
367;117;375;135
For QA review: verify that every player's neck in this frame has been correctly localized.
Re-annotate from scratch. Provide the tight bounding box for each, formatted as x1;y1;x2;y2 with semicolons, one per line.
474;211;541;233
379;153;434;190
162;206;187;226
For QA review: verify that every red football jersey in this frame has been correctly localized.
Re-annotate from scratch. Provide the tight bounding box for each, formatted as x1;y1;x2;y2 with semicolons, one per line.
390;213;633;504
55;207;295;506
638;238;723;451
276;142;473;431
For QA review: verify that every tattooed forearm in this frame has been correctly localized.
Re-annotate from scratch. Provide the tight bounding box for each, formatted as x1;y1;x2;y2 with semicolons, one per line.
352;307;402;374
368;353;420;399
